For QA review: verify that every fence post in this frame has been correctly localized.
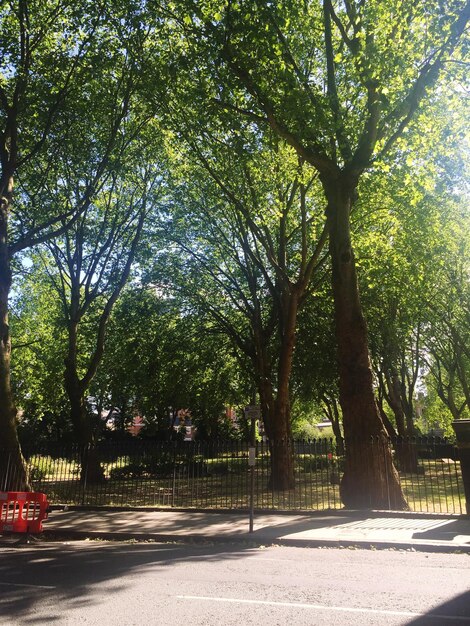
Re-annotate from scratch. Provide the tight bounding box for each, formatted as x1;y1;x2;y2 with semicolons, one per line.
248;413;257;533
171;442;177;508
245;404;260;532
81;444;89;506
452;420;470;515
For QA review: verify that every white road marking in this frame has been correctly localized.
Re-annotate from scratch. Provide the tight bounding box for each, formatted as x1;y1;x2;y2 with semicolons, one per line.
177;595;470;621
0;582;55;590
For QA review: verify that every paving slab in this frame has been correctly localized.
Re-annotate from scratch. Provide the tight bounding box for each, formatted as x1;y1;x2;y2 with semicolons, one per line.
2;508;467;552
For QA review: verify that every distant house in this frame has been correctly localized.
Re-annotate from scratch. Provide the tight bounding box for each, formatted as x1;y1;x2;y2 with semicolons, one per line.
127;415;144;437
172;409;196;440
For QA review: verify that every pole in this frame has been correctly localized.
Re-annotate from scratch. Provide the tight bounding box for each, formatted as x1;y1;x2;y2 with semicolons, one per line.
452;420;470;515
249;411;255;533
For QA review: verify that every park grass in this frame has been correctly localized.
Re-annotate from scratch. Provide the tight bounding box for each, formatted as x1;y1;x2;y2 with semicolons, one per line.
400;459;464;515
31;456;464;514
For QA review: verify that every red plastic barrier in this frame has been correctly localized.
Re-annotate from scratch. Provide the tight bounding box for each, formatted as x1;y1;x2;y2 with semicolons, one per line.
0;492;50;534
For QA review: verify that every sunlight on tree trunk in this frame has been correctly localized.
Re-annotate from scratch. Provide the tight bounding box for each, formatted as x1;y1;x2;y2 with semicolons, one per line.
324;175;408;509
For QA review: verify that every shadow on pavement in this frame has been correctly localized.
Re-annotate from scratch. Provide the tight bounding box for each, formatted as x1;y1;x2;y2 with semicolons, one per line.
0;540;257;623
405;590;470;625
412;519;470;544
30;510;360;543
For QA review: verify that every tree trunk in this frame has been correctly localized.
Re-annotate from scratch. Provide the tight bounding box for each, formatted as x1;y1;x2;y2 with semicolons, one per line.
378;401;398;439
384;369;419;473
323;174;407;510
0;186;29;491
268;291;299;490
386;370;406;436
269;436;294;490
0;310;29;491
255;340;274;441
255;291;298;491
269;287;304;490
267;385;295;490
64;328;104;484
323;395;345;455
257;356;295;490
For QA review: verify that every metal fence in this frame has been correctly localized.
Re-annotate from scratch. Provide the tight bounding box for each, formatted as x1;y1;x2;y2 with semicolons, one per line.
1;437;465;514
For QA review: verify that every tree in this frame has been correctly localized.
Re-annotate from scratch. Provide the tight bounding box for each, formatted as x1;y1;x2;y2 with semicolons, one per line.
0;0;116;488
9;258;70;446
423;202;470;423
293;286;344;450
158;131;327;488
0;0;162;487
354;91;469;459
160;0;469;508
355;167;431;470
40;154;160;480
90;287;247;440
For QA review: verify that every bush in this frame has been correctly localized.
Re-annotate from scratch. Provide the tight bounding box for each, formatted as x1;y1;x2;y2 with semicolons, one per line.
296;454;328;472
144;454;176;477
109;463;145;480
29;463;48;481
28;455;79;481
207;457;247;475
108;453;209;479
295;453;345;473
206;461;229;475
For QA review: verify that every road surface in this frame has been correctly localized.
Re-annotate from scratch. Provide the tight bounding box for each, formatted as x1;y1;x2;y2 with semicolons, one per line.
0;540;469;625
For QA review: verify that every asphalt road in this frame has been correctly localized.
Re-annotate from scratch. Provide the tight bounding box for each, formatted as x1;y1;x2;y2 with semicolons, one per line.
0;541;469;625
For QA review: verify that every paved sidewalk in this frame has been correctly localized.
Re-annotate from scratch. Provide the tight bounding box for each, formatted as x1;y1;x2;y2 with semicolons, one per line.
10;508;469;552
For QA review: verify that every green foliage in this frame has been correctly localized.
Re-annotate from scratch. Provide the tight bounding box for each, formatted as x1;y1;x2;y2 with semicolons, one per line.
27;455;80;482
5;1;470;455
11;262;71;441
295;453;344;473
108;453;208;479
92;287;247;437
206;457;247;475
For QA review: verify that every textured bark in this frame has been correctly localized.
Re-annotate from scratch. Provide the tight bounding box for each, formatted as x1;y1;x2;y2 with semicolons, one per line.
394;437;419;475
323;173;408;510
385;370;407;436
64;322;105;484
268;436;294;491
0;181;29;491
384;369;418;472
322;395;345;455
255;336;295;490
268;291;299;490
254;292;299;490
378;401;398;440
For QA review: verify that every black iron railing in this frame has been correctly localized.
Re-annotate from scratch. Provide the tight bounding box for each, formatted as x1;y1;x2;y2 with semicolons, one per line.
0;437;465;513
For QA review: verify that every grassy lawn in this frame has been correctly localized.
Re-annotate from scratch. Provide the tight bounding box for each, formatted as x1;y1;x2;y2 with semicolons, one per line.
30;454;464;514
400;460;464;515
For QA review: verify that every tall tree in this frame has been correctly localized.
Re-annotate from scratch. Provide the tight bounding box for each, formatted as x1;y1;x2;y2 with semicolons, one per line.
356;92;469;465
41;157;160;480
0;0;158;487
423;202;470;422
293;286;344;448
160;133;327;488
0;0;112;488
160;0;470;508
10;258;69;445
92;287;246;440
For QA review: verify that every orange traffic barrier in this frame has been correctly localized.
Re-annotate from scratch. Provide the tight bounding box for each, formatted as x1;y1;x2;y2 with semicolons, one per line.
0;492;50;534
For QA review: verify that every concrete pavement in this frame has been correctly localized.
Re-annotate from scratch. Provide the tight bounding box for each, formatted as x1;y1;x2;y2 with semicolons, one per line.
5;507;467;552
